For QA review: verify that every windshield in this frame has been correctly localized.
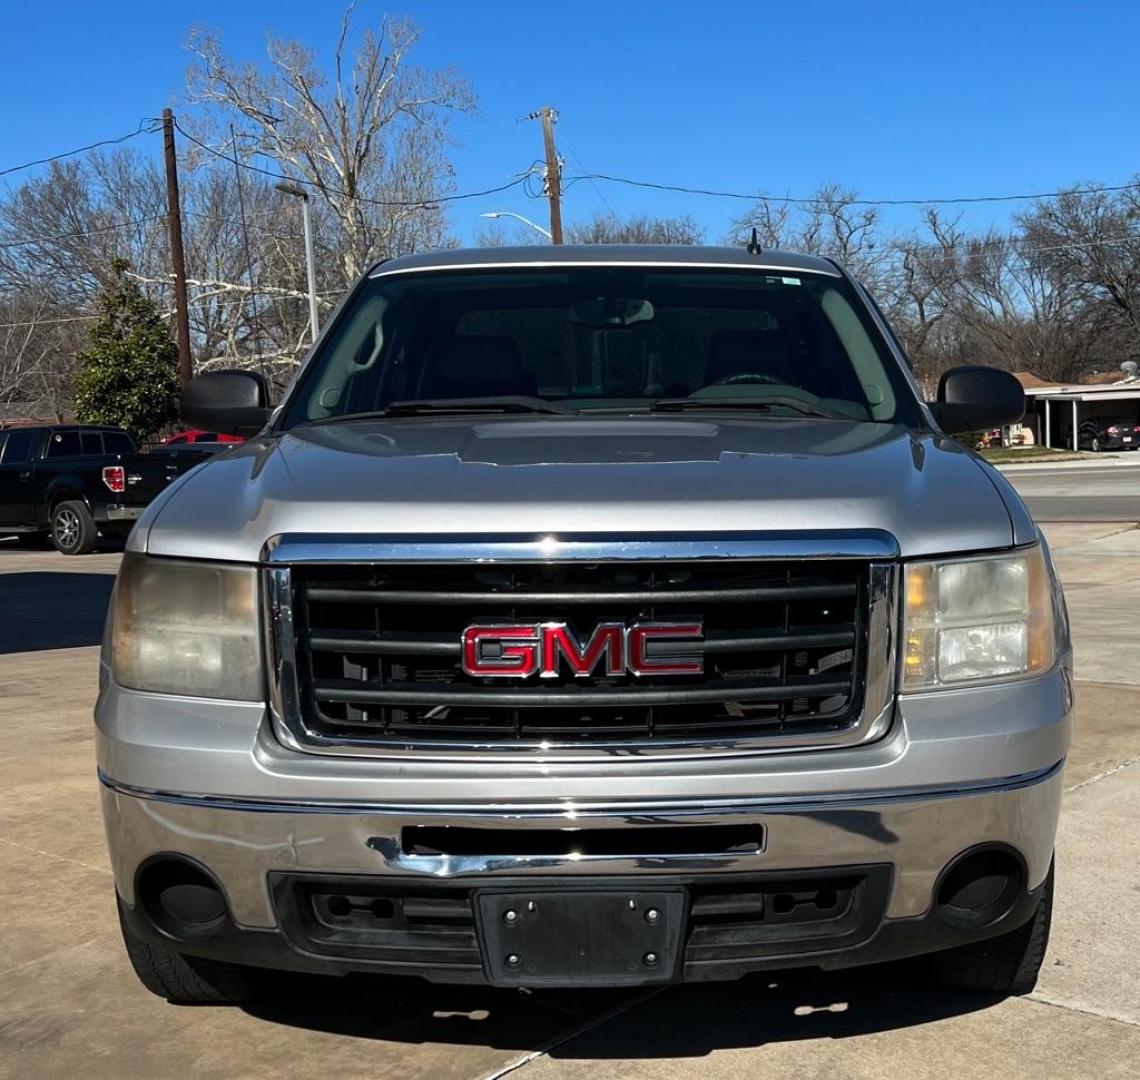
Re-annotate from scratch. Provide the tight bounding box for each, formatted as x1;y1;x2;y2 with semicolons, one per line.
280;266;921;428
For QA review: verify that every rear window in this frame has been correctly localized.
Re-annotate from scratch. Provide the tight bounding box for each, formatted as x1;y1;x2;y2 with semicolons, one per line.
46;431;81;458
80;431;103;454
103;431;135;453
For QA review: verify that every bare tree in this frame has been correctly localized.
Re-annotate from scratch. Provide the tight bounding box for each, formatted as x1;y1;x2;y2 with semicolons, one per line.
0;290;83;420
1018;182;1140;359
186;5;476;283
728;184;886;284
566;212;704;245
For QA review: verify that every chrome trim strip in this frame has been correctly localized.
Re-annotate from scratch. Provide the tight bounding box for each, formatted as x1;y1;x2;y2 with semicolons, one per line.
262;546;899;762
368;259;843;280
363;836;765;877
263;531;900;565
98;760;1063;818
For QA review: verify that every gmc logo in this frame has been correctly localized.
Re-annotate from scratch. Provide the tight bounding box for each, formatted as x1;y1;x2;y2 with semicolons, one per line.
461;622;705;678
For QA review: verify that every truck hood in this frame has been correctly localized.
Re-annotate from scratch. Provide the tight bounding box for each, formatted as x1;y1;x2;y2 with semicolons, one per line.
139;416;1025;562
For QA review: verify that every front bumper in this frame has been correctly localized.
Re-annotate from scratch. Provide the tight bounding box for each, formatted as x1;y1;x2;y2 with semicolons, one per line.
101;762;1063;984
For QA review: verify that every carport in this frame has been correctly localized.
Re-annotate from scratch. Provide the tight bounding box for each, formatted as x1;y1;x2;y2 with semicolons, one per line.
1021;381;1140;449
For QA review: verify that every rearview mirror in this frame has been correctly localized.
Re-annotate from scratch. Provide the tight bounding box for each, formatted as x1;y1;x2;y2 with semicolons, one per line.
568;297;655;327
929;365;1024;435
181;370;271;437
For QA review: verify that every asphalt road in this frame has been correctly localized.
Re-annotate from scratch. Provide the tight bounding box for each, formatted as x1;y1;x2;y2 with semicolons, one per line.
1006;461;1140;521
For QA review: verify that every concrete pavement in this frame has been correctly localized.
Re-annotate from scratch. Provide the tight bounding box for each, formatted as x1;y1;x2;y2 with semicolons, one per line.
2;523;1139;1079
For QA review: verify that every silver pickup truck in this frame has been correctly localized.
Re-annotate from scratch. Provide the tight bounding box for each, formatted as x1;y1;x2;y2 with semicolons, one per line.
97;245;1071;1004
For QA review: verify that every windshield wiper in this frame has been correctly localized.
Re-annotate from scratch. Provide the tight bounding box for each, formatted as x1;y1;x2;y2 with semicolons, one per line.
307;396;575;425
649;396;852;420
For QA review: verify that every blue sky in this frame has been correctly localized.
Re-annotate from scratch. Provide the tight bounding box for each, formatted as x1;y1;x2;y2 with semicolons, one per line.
2;0;1137;243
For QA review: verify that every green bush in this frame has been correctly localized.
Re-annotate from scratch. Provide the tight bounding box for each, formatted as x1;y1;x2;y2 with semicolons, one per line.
72;258;181;442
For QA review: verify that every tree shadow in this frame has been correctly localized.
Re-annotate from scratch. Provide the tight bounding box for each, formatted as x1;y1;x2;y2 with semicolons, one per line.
0;570;115;653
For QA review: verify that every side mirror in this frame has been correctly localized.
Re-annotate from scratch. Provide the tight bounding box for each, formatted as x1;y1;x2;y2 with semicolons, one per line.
181;370;271;437
929;365;1025;435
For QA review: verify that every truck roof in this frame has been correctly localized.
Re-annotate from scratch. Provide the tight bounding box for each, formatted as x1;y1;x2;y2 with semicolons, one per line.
369;244;843;279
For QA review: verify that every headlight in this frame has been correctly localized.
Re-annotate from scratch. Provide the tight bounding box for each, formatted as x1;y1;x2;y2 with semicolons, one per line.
111;553;263;700
902;544;1055;691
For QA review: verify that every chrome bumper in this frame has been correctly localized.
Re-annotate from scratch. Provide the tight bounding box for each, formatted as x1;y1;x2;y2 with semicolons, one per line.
100;761;1062;928
98;506;144;522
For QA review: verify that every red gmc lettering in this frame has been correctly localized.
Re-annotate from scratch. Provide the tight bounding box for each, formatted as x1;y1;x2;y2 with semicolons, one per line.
540;622;624;678
627;623;705;676
461;624;540;677
462;622;705;678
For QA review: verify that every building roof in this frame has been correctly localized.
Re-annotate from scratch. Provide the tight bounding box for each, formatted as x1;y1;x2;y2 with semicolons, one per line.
1013;372;1055;389
371;245;843;278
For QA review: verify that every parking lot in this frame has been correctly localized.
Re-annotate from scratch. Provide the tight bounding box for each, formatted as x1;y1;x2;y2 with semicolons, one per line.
3;476;1140;1078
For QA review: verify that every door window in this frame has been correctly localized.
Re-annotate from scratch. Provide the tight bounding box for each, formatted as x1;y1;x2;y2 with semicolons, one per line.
1;430;35;464
46;431;81;458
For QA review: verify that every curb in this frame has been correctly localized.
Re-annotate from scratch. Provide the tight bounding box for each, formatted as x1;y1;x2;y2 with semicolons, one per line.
997;456;1140;473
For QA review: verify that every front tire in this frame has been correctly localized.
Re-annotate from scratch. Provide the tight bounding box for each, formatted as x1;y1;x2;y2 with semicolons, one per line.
1091;437;1101;453
929;862;1053;996
50;500;97;555
117;898;258;1005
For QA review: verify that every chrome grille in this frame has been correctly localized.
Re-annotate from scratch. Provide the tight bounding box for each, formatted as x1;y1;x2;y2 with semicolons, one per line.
268;549;890;753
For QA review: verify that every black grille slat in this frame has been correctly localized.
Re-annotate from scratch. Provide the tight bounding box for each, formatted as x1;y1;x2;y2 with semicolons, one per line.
289;558;868;749
303;583;855;606
307;630;460;656
313;676;852;708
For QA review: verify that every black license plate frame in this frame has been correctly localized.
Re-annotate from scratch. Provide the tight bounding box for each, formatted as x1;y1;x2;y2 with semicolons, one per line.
475;888;687;987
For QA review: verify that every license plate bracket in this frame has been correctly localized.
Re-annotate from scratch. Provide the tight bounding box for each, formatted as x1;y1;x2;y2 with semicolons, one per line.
475;888;687;987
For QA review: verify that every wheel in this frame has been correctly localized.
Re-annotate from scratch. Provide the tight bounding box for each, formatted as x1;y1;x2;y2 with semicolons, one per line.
929;862;1053;996
15;531;50;549
1091;437;1101;452
50;500;97;555
117;897;257;1005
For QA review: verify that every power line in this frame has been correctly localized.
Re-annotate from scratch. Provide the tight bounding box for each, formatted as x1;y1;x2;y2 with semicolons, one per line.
173;120;529;206
0;312;99;329
0;120;159;180
565;171;1139;207
0;215;168;249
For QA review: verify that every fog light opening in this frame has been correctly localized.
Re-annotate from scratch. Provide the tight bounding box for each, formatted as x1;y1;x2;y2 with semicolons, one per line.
138;858;229;942
936;847;1024;930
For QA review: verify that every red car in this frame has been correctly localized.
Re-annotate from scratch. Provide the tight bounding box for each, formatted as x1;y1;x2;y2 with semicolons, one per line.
160;429;244;446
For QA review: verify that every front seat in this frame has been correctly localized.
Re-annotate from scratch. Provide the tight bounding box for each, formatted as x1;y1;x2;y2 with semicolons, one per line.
705;328;799;386
420;334;538;398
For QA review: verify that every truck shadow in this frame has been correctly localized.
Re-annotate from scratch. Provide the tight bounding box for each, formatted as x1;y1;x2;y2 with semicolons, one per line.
0;570;115;653
241;965;1000;1057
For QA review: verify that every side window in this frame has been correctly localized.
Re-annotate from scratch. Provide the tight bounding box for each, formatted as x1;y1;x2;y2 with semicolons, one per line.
80;431;104;454
1;430;35;464
198;432;219;442
46;431;81;458
103;432;135;453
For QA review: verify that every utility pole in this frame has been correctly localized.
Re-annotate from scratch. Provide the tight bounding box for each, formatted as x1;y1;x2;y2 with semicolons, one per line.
161;109;193;385
536;106;563;244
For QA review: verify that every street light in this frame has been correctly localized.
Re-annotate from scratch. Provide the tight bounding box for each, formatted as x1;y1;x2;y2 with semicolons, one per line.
275;182;320;342
479;211;553;241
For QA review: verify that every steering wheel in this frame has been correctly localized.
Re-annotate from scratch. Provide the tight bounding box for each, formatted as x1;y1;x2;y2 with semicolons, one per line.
712;372;785;386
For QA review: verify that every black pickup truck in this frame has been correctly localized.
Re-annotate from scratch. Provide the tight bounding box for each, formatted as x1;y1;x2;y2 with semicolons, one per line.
0;424;210;554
